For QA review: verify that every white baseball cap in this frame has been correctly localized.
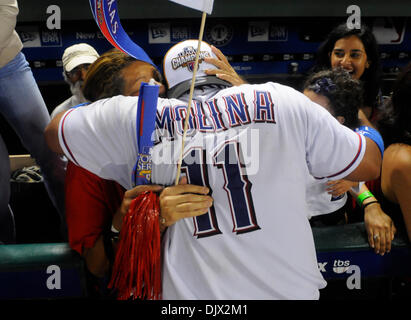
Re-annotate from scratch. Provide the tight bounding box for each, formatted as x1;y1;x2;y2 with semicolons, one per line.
163;40;230;99
62;43;99;72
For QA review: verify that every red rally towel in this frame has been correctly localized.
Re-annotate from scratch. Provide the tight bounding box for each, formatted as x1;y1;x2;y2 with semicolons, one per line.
108;191;162;300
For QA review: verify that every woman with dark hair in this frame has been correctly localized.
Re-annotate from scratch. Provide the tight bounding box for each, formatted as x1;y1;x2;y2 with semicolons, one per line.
303;68;361;129
60;50;212;290
314;23;382;124
82;48;165;100
378;62;411;241
303;69;395;254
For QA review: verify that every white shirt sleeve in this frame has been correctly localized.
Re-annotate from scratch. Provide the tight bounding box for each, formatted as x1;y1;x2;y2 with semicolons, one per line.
303;96;366;180
58;95;139;189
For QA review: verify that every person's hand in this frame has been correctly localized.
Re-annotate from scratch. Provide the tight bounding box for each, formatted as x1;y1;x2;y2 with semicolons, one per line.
112;184;164;232
159;176;213;228
204;45;247;86
364;202;396;255
326;179;358;197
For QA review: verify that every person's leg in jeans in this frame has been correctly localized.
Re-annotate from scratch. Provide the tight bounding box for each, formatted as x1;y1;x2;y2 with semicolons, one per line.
0;134;15;244
0;52;67;240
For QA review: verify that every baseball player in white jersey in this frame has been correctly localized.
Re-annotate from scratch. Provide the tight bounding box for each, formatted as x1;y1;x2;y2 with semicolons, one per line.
45;40;381;299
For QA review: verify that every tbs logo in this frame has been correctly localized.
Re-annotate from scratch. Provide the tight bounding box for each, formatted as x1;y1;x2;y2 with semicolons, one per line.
333;259;351;274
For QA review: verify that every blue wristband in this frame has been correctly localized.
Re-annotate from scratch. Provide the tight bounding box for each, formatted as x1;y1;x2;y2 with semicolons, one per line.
355;126;384;156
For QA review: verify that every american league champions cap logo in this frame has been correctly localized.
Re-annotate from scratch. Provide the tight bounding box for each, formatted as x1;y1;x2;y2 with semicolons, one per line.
171;46;211;72
163;40;230;99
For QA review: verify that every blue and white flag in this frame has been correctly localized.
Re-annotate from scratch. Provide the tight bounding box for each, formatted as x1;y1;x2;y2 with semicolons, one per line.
89;0;156;68
132;82;159;186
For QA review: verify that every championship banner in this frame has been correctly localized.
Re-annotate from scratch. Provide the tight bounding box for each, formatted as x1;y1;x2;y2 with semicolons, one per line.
89;0;156;68
169;0;214;14
132;82;160;187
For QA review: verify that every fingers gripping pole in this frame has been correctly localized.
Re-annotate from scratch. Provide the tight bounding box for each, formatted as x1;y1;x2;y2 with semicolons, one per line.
174;11;208;186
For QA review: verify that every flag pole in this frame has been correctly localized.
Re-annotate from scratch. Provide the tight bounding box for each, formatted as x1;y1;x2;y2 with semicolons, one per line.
174;11;207;185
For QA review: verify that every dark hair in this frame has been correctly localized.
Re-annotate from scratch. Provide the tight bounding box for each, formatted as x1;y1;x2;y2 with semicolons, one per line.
377;62;411;146
314;23;382;110
82;49;136;102
304;68;362;129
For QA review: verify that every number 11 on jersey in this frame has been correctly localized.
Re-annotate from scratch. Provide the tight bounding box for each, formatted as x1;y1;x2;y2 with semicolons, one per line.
181;141;260;238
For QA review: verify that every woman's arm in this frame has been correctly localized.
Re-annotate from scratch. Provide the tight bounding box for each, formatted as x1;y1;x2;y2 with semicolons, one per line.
390;149;411;241
350;183;396;255
344;137;381;182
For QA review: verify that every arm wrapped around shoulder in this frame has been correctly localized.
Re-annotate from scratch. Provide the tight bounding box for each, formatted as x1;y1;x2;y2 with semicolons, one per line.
345;136;382;182
355;126;384;157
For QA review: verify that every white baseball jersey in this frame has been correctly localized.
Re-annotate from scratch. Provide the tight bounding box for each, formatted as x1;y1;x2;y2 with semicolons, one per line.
58;82;366;299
